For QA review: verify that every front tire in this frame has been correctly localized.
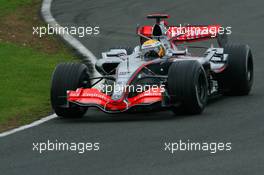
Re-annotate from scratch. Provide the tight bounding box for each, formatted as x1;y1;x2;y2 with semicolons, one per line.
50;63;91;118
167;61;208;115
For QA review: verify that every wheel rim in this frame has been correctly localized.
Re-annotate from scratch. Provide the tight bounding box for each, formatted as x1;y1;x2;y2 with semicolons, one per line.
247;55;253;83
79;70;91;88
196;72;207;105
247;71;251;81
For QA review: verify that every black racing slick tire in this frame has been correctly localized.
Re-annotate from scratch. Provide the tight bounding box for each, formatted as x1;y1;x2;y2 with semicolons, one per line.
50;63;91;118
219;43;254;95
168;60;208;115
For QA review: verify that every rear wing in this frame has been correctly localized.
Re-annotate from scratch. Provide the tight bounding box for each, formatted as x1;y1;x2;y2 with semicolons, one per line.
137;25;222;43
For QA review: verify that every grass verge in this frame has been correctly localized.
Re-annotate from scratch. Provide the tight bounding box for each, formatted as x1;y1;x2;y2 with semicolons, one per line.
0;0;76;132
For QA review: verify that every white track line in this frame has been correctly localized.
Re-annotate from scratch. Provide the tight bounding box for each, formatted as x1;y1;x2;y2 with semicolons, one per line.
0;0;98;137
0;114;57;138
41;0;99;74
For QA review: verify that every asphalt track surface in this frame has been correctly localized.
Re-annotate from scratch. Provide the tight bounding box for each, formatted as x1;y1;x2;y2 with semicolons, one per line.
1;0;264;174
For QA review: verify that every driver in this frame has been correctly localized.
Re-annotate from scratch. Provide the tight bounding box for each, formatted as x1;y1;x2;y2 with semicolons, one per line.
141;39;165;60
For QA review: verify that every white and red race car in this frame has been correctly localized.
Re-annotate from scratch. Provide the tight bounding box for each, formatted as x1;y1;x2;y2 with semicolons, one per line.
50;14;253;117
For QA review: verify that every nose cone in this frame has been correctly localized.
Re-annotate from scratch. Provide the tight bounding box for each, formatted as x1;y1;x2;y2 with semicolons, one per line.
105;100;128;111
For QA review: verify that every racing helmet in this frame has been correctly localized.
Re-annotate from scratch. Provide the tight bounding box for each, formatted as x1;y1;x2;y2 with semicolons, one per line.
141;39;165;59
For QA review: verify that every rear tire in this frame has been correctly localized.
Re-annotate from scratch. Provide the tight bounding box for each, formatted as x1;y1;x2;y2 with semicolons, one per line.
50;63;91;118
218;43;253;95
167;61;208;115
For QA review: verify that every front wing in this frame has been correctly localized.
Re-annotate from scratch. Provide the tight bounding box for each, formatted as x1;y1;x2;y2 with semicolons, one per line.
67;88;163;113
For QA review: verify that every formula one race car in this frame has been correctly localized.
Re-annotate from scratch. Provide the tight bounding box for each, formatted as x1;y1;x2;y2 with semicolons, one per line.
50;14;253;117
